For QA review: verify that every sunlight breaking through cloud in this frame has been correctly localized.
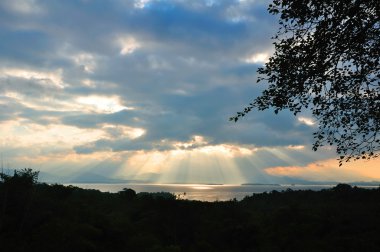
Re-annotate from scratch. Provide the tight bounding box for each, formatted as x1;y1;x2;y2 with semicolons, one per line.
0;68;65;88
244;53;269;64
102;124;145;139
76;95;132;113
1;0;378;185
298;116;315;126
286;145;305;150
173;135;208;149
114;145;256;184
0;121;106;148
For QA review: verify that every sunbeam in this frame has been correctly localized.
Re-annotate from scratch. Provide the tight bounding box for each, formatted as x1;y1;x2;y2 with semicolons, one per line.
114;146;248;185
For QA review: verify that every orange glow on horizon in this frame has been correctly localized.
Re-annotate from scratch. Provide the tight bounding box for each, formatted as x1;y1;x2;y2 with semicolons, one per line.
265;158;380;182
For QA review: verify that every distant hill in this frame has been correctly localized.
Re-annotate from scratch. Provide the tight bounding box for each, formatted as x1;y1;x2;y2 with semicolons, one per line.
38;171;150;184
67;172;149;184
261;175;380;187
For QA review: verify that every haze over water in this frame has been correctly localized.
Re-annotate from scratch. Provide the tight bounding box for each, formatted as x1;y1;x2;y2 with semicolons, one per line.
67;183;337;201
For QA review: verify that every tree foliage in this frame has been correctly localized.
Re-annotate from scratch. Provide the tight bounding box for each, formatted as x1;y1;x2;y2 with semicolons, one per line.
231;0;380;164
0;168;39;187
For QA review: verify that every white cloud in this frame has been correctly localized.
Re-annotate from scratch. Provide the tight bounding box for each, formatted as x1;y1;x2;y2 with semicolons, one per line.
81;79;96;87
298;116;315;126
196;144;256;157
101;124;145;139
0;68;65;89
225;0;255;23
173;135;209;149
76;95;132;113
71;53;97;73
118;36;140;55
286;145;305;150
134;0;151;9
2;91;78;112
0;120;106;148
244;53;269;64
2;89;133;115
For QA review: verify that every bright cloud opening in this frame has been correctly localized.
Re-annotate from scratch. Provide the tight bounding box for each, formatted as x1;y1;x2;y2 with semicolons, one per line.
197;144;256;158
0;68;65;88
298;116;315;126
3;91;132;114
286;145;305;150
76;95;131;113
244;53;269;64
116;148;245;184
0;120;105;148
174;135;208;149
102;124;145;139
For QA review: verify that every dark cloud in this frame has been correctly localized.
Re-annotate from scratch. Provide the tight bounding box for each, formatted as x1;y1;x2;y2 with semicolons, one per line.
62;109;139;128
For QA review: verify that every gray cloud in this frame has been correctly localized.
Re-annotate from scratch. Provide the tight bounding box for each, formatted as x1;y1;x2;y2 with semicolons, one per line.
0;0;321;158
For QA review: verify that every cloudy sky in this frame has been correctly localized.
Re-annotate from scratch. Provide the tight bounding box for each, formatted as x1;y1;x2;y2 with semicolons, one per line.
0;0;379;184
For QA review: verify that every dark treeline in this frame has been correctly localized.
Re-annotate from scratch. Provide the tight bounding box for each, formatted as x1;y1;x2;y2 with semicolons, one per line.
1;169;380;251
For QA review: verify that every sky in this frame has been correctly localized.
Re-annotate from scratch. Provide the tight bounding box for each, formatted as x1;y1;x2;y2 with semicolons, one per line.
0;0;379;184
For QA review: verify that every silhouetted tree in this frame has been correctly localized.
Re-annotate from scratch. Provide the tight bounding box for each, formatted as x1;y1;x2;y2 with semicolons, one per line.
118;188;137;201
231;0;380;164
0;168;39;187
0;168;39;236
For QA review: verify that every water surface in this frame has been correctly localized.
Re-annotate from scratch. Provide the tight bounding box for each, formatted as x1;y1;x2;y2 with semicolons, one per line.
66;183;337;201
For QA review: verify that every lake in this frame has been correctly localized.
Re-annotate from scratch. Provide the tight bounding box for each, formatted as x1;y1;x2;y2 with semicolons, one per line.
65;183;338;201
